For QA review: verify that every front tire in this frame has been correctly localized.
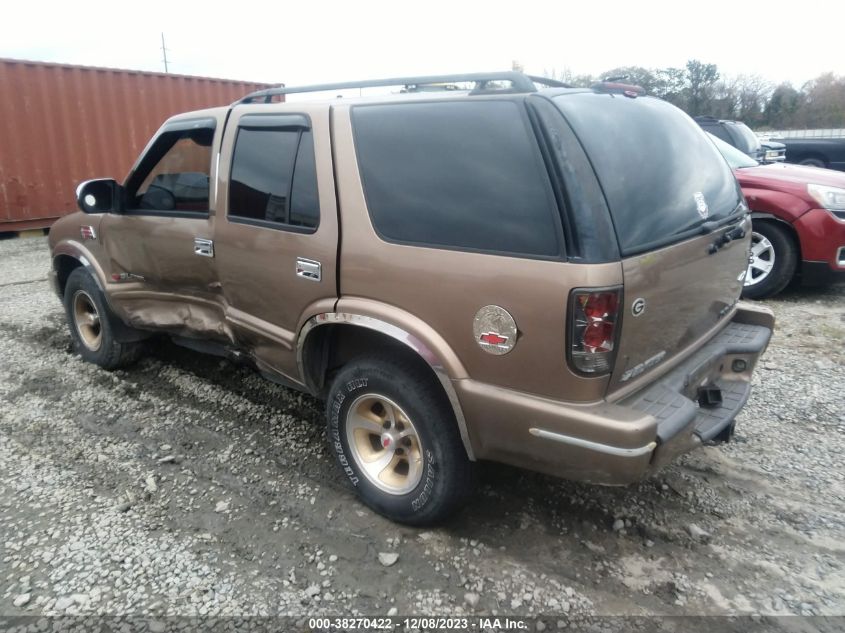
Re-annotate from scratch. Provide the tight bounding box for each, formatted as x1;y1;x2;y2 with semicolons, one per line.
326;355;475;525
741;221;797;300
64;268;144;369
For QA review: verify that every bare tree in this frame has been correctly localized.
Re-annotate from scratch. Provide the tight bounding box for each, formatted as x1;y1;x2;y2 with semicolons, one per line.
543;67;595;88
800;73;845;128
544;60;844;129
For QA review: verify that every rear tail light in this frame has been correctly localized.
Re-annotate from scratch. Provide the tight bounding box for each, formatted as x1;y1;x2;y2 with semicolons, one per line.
569;288;621;375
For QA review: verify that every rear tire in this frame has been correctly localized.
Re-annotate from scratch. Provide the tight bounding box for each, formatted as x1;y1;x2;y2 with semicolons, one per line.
326;355;475;525
64;268;144;369
798;156;826;168
741;221;797;300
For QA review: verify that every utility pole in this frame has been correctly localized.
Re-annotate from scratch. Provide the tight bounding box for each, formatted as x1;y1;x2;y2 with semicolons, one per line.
161;33;169;73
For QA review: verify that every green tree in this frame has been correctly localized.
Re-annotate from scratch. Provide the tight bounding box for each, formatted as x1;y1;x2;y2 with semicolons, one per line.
764;83;803;128
653;67;688;108
684;59;720;116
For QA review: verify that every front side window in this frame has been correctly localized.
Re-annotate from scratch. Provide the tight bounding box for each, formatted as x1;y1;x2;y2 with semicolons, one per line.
228;128;319;230
351;100;562;258
126;125;214;214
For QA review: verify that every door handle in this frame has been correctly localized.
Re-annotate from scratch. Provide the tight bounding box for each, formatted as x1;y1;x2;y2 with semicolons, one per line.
194;238;214;258
296;258;321;282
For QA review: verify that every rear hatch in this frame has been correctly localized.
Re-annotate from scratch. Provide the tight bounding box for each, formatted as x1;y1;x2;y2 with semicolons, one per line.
553;92;749;396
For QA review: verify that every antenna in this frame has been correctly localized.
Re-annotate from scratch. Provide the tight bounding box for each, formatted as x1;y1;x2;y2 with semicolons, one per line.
161;33;169;73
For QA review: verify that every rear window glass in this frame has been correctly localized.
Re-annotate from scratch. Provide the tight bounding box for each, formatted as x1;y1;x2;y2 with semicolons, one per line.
728;122;762;154
700;122;733;144
351;100;562;258
708;133;759;169
554;94;741;255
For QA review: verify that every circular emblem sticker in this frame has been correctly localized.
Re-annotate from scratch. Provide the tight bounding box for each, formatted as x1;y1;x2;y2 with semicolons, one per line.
631;298;646;317
473;305;518;355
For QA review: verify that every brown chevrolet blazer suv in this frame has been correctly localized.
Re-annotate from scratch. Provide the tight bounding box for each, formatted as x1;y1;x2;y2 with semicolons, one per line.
48;72;774;525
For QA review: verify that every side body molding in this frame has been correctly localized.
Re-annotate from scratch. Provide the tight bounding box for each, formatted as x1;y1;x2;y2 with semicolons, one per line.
297;312;476;460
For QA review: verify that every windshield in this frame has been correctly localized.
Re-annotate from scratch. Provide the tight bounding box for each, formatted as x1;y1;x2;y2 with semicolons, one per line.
729;122;762;154
553;93;742;256
707;133;759;169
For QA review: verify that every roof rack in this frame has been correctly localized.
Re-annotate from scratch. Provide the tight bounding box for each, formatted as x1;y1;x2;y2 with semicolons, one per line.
238;72;571;104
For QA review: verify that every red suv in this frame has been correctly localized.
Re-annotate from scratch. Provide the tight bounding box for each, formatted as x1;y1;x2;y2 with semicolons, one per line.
710;134;845;298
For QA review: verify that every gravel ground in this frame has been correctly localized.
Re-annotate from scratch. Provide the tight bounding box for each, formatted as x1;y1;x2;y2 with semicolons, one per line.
1;236;843;622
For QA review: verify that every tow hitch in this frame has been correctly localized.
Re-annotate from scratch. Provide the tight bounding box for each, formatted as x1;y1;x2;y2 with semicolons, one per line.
697;385;736;444
697;385;723;408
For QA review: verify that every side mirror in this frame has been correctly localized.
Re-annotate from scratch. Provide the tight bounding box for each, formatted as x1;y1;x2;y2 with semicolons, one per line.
76;179;123;214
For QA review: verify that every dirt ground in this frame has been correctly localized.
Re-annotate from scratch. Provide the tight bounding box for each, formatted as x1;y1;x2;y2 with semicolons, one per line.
1;236;843;623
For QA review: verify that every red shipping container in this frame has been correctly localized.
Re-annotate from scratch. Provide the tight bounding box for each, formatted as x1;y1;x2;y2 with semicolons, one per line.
0;58;274;232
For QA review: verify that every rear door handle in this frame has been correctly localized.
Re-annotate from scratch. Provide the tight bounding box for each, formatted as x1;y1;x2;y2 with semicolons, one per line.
296;258;321;282
194;238;214;258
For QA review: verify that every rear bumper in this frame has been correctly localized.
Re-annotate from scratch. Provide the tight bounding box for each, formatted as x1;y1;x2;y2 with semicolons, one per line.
625;312;772;471
458;302;774;484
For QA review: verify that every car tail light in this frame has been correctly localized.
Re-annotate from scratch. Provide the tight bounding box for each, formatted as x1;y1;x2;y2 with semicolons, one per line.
569;288;621;374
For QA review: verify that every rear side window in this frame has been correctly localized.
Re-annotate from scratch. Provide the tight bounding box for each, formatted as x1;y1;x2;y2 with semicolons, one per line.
352;101;562;257
229;128;319;230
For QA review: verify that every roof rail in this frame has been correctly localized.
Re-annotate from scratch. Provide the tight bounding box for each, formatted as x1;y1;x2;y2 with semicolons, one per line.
238;72;570;104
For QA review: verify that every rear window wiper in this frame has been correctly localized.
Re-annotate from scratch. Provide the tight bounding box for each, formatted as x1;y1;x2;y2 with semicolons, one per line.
706;219;747;254
699;206;748;235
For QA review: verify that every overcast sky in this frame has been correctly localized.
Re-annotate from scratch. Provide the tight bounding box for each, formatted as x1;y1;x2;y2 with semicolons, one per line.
2;0;843;91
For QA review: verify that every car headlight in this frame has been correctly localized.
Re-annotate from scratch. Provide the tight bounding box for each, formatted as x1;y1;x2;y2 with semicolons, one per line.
808;184;845;218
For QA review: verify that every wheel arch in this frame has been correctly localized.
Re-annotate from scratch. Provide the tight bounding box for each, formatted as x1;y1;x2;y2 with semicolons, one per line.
53;241;149;343
795;152;829;167
749;213;803;262
297;313;475;460
52;240;107;296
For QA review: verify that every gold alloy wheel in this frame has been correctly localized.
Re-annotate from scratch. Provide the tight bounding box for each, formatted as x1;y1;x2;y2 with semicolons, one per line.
345;394;425;495
72;290;102;351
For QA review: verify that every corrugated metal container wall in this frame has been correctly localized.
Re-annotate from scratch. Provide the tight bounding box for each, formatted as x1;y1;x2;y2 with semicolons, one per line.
0;58;274;232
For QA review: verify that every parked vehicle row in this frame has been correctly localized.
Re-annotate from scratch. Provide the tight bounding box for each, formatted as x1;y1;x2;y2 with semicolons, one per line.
773;136;845;171
693;113;845;173
708;134;845;299
760;139;787;163
694;116;786;163
49;72;779;524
